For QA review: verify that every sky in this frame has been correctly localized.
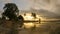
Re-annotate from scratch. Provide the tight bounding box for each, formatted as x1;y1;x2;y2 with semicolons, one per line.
0;0;34;10
0;0;60;17
0;0;60;10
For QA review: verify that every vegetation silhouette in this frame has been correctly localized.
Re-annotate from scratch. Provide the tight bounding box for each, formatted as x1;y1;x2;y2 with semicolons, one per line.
2;3;19;21
1;3;24;34
31;13;36;19
18;15;24;27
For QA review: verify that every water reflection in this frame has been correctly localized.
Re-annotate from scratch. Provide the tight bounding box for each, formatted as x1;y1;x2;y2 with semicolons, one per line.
23;21;60;29
24;23;35;28
19;21;60;34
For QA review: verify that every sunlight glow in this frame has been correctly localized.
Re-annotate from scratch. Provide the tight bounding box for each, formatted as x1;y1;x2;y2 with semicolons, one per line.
24;15;34;20
24;23;34;28
21;13;45;28
22;13;44;21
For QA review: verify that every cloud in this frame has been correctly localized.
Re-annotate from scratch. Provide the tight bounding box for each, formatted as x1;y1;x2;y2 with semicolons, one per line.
3;0;12;3
30;0;60;15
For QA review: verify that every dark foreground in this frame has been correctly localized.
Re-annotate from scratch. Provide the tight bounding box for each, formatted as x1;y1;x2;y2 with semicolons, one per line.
0;21;60;34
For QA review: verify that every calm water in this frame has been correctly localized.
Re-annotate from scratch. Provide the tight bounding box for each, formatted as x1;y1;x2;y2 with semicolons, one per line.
0;21;60;34
19;21;60;34
24;21;60;28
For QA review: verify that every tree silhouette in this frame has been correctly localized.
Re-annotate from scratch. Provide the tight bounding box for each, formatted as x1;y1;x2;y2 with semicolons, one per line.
1;3;25;34
18;15;24;27
2;3;19;21
31;13;36;19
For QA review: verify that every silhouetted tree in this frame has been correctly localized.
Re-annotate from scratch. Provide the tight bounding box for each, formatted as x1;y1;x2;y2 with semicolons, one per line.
24;13;26;16
31;13;36;19
1;3;20;34
2;3;19;21
18;15;24;27
31;13;37;30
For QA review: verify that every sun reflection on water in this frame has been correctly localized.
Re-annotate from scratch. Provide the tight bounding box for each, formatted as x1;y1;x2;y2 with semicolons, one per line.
20;13;60;28
24;23;35;28
21;13;44;28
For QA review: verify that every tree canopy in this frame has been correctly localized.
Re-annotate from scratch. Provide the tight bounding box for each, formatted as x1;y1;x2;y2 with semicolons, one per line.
31;13;36;19
2;3;19;20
